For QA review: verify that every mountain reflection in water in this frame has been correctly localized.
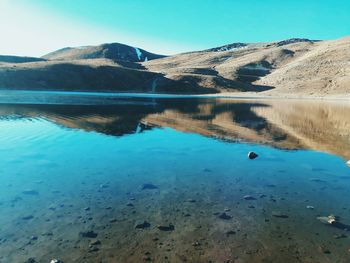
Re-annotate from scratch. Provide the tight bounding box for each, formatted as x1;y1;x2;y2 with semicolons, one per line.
1;98;350;161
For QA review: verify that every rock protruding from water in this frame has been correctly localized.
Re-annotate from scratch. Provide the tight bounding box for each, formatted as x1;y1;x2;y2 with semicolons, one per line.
50;260;64;263
347;160;350;167
135;220;151;229
248;151;258;160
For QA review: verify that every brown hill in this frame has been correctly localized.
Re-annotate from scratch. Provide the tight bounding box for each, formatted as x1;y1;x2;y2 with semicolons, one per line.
42;42;165;62
0;59;214;93
143;37;350;96
0;37;349;96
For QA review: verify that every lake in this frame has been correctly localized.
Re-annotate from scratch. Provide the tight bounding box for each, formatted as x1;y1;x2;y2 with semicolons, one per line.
0;92;350;263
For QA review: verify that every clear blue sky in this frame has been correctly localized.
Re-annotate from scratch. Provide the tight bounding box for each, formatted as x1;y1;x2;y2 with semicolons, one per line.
0;0;349;56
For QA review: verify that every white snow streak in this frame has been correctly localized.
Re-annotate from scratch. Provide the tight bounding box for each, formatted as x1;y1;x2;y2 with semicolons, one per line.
134;47;142;60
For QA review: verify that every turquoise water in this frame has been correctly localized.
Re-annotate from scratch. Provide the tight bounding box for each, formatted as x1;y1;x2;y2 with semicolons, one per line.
0;97;350;263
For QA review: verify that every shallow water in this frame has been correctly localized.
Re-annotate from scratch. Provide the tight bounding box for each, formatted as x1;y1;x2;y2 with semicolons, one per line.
0;95;350;263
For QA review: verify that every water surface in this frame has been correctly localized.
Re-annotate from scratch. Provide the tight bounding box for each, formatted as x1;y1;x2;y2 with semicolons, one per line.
0;95;350;263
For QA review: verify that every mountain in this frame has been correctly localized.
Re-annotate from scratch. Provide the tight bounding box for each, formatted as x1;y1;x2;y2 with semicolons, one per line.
0;58;214;93
143;37;350;96
0;55;46;63
42;43;165;62
0;37;349;96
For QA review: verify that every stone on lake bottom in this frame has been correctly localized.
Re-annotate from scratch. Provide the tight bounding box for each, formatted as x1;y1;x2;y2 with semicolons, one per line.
317;215;337;225
135;221;151;229
79;231;98;238
218;212;232;220
226;230;236;236
22;215;34;220
22;189;39;195
243;195;257;200
141;183;158;190
157;224;175;231
272;212;289;218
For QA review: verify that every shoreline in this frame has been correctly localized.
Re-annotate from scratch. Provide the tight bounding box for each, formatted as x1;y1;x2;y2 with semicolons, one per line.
0;89;349;102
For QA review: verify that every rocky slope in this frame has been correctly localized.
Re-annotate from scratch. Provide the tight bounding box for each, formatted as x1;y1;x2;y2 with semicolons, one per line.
143;37;350;96
0;37;349;96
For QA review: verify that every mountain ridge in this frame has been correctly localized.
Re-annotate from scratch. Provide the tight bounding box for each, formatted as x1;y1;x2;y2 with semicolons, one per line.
0;36;349;97
42;42;165;62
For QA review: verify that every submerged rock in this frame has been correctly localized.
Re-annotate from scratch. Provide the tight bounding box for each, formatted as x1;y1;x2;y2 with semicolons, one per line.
243;195;257;200
22;215;34;220
42;232;53;236
321;247;331;254
90;240;101;246
218;212;232;220
79;230;98;238
24;258;37;263
22;189;39;195
317;215;350;231
88;246;99;253
226;230;236;236
157;224;175;231
99;183;109;189
334;233;347;239
309;178;326;183
248;151;258;160
141;183;158;190
135;220;151;229
272;211;289;218
317;215;337;225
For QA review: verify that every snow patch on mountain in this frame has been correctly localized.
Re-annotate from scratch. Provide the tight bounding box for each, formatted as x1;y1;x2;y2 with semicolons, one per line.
134;47;142;60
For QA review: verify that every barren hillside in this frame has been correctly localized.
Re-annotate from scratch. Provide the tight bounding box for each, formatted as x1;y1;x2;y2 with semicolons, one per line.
0;37;349;96
143;37;350;97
